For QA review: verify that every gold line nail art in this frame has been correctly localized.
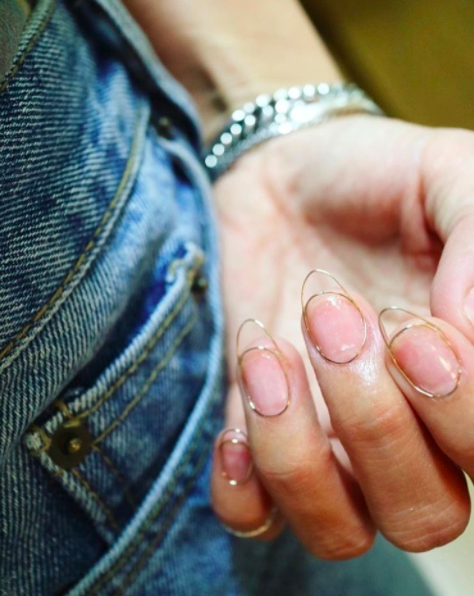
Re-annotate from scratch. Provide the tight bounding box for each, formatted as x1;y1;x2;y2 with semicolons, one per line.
221;505;279;539
378;306;462;399
301;269;367;364
218;428;254;487
236;319;291;417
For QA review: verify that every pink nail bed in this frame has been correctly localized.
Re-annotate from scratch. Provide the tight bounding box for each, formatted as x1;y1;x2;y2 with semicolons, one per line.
219;430;253;486
390;325;461;398
241;348;289;416
306;294;366;364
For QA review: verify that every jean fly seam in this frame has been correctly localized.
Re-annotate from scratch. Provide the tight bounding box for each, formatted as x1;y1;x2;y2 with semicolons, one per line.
0;0;57;96
73;257;203;421
93;307;198;445
0;105;149;370
70;468;120;533
81;387;219;595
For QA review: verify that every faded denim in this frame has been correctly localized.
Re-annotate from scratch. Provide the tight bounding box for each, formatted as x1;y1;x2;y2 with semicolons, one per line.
0;0;434;594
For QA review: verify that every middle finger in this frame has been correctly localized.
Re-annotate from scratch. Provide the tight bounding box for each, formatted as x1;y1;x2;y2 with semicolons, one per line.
301;269;469;552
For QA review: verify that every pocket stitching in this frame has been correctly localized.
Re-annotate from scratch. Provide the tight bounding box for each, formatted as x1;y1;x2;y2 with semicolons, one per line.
115;442;212;595
70;468;120;533
93;306;198;444
0;0;57;96
27;303;199;540
0;104;149;371
83;388;219;595
71;255;203;422
91;444;137;512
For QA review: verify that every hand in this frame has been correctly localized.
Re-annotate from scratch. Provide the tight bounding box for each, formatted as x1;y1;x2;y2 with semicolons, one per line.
210;114;474;559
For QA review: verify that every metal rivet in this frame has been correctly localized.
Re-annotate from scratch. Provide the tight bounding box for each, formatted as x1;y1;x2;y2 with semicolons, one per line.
48;420;92;470
157;117;173;139
191;274;208;298
67;438;83;454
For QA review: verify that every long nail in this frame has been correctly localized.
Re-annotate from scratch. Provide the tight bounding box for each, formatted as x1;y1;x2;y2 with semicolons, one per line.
236;319;291;417
218;428;254;486
378;307;462;399
301;269;367;364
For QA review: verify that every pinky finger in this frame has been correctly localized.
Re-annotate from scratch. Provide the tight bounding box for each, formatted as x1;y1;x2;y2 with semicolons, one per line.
211;427;285;540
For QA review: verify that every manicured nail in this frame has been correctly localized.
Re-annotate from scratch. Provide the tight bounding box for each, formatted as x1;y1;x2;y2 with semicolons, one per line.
463;287;474;327
218;428;254;486
301;269;367;364
379;308;462;399
237;319;291;417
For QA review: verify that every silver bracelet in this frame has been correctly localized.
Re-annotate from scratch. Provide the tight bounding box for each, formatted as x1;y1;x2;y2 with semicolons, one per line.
203;83;383;180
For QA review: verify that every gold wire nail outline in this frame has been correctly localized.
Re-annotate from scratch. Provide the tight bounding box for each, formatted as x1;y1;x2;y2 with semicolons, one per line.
221;505;279;539
378;306;463;399
236;319;291;417
301;269;367;364
218;428;254;487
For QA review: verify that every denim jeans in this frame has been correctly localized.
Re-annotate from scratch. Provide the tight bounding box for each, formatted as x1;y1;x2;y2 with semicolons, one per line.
0;0;435;594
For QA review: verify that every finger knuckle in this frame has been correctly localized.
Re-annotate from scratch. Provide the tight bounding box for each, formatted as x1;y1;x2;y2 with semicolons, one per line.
422;129;474;230
388;499;470;552
260;443;335;498
262;461;317;498
310;529;376;561
336;403;407;449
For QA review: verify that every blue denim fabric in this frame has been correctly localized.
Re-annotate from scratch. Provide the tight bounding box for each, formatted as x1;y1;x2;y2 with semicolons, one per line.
0;0;435;594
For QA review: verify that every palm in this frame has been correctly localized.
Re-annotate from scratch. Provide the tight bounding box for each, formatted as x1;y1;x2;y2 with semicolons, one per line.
213;118;439;433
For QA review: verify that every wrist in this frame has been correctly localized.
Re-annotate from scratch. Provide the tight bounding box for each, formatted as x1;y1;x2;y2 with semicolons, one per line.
204;84;383;180
123;0;342;141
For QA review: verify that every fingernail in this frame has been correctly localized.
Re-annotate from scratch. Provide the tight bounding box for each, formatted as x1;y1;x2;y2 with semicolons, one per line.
237;319;291;417
218;428;254;486
463;287;474;327
379;308;462;399
302;269;367;364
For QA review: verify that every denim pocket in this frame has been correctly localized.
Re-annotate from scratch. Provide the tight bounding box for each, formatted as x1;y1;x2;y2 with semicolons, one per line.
24;236;211;542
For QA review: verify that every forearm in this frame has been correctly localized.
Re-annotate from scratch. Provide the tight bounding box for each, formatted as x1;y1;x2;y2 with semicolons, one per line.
123;0;342;140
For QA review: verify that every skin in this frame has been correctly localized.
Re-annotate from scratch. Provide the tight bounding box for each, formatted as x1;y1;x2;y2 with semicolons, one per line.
124;0;474;559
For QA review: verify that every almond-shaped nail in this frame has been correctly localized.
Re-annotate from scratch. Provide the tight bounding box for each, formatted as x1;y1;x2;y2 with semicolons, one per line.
302;269;367;364
237;319;291;417
218;429;254;486
379;308;462;399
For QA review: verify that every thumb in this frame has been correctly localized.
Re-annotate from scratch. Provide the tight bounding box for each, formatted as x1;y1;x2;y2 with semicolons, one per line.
425;130;474;342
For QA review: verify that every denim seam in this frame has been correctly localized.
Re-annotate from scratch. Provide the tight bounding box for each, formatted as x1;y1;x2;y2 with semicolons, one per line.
69;310;198;537
26;258;199;454
71;468;120;532
93;307;198;444
83;388;219;595
0;0;57;96
27;307;198;540
114;442;212;596
73;257;203;421
0;105;149;370
91;445;137;512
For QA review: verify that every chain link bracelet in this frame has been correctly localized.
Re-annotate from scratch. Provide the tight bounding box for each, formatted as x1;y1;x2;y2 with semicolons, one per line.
202;83;383;181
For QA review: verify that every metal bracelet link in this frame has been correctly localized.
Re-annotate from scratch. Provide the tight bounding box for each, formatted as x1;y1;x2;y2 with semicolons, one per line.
203;83;383;180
